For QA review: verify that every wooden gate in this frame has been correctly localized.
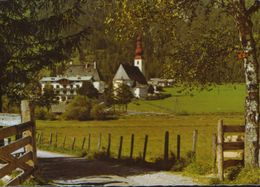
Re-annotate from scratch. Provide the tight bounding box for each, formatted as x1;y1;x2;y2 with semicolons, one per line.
217;120;244;180
0;100;37;186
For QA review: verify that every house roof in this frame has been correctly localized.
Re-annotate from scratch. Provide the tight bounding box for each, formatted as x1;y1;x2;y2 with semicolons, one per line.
121;64;147;85
64;64;101;81
40;76;93;82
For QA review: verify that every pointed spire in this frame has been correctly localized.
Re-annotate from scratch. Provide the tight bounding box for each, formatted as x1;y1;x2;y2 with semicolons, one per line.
135;35;143;59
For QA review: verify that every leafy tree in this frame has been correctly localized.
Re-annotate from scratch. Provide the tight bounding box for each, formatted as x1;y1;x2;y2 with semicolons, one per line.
37;84;58;111
114;83;134;111
63;95;92;121
91;104;107;120
106;0;260;167
0;0;91;112
103;84;116;107
77;81;99;99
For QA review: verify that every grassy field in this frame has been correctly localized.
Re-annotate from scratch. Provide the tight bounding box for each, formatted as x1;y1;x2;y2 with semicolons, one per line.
36;114;244;164
128;84;245;114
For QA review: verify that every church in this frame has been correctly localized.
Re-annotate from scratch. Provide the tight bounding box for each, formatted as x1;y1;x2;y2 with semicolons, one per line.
113;36;148;98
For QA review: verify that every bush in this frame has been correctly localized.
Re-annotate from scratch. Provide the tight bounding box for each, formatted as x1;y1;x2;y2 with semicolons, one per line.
35;107;56;120
45;112;56;121
91;104;106;120
63;96;92;121
35;107;48;120
232;168;260;184
184;161;212;175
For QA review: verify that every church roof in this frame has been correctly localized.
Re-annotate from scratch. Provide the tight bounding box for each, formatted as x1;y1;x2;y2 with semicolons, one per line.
121;64;147;85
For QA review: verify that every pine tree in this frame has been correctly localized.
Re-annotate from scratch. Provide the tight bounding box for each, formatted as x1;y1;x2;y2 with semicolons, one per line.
0;0;91;112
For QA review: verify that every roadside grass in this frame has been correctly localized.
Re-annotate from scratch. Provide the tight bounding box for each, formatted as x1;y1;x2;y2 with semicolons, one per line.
36;114;244;164
129;84;245;114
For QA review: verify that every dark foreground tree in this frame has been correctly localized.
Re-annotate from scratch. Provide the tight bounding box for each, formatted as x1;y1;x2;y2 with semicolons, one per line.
106;0;260;167
0;0;91;112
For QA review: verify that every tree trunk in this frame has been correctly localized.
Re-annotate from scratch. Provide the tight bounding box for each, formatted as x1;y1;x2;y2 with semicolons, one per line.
235;8;259;167
0;89;2;113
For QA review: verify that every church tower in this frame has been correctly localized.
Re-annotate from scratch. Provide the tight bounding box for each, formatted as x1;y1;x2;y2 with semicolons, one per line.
134;35;145;75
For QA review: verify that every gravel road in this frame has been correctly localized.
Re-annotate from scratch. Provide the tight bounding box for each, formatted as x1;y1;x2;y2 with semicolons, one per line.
37;150;198;186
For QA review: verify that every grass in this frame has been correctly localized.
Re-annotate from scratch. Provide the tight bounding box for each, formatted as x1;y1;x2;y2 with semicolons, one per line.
129;84;245;114
36;114;244;163
35;84;250;184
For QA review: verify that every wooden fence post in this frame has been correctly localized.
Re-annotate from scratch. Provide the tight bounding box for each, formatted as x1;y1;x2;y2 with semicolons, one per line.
107;133;111;157
177;135;181;160
97;133;102;151
87;133;91;152
212;133;217;171
0;126;4;147
192;129;198;159
49;133;53;145
55;132;58;147
164;131;169;161
143;135;148;162
72;137;76;150
40;132;43;144
21;100;37;166
82;137;86;150
118;136;123;159
63;136;67;148
130;134;134;159
217;120;224;181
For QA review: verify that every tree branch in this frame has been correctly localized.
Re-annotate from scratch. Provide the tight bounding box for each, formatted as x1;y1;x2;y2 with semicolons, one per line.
247;0;260;15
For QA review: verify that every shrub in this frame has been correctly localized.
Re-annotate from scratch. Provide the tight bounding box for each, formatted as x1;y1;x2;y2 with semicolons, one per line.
91;104;106;120
35;107;48;120
232;168;260;184
63;96;92;121
184;161;212;175
45;112;57;121
35;107;57;120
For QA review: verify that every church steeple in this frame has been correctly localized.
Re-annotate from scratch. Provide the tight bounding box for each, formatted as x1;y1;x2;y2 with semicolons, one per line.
134;35;145;75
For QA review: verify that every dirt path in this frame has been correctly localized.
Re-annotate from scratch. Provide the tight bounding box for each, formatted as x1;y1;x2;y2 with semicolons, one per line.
37;150;197;186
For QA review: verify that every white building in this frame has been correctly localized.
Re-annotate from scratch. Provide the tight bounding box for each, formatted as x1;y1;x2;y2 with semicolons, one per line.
40;62;105;102
113;36;148;98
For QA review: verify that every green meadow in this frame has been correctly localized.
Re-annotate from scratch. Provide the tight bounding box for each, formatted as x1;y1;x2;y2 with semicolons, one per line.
36;84;246;164
129;84;245;114
36;114;244;164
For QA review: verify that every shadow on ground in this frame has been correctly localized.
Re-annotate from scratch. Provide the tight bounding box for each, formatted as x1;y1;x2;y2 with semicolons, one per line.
37;157;153;181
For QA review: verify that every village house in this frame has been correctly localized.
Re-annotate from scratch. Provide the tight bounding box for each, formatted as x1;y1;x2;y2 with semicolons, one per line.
40;62;105;103
148;78;174;93
113;36;148;98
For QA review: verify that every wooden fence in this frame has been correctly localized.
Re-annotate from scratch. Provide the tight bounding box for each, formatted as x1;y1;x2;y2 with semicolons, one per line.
37;129;199;163
217;120;244;181
0;121;37;186
0;100;37;186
